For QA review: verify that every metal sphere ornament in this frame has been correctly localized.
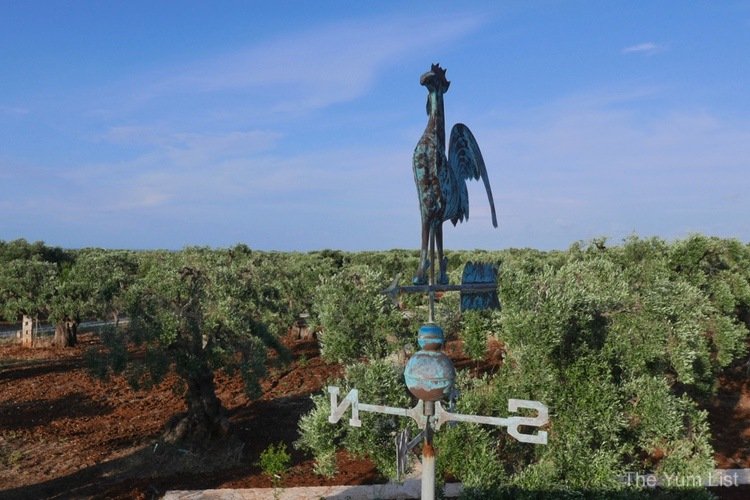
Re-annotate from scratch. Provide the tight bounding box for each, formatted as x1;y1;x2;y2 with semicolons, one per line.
404;324;455;402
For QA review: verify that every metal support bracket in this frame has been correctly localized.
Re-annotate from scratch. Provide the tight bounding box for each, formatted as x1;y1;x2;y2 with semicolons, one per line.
396;428;425;480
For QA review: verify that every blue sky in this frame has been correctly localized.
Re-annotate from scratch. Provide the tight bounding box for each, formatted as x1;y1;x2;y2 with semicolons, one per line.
1;1;749;251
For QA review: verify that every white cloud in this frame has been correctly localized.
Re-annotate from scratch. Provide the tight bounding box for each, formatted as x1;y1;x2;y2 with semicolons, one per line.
42;11;486;236
56;125;414;221
103;125;280;150
134;14;484;114
473;88;750;248
621;42;667;55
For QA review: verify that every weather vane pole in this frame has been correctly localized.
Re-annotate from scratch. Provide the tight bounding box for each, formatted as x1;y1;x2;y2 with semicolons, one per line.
328;64;548;500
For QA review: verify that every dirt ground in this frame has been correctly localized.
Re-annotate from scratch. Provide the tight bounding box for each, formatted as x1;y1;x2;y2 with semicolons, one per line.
0;332;748;499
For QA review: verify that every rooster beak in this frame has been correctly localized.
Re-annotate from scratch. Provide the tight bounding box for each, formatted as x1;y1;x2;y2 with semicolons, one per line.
420;70;434;86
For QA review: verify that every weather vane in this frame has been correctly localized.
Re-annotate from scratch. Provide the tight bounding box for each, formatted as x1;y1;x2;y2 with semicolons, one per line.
412;63;497;287
328;64;549;500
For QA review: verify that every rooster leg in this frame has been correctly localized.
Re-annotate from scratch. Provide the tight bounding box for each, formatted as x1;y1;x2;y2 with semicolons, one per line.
413;221;431;285
436;223;449;285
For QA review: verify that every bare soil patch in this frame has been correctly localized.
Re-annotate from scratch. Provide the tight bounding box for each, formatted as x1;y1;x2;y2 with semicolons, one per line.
707;365;750;469
0;332;747;499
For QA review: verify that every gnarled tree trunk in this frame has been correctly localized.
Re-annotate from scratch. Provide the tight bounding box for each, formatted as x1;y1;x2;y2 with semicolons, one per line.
162;267;232;444
164;364;230;443
53;318;77;347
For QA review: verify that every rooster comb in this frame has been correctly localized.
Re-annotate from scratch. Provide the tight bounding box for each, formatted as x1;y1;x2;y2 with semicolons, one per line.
431;63;449;83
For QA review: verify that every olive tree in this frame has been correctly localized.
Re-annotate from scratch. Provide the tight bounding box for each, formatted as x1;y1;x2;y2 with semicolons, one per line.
0;257;57;328
298;238;749;497
0;240;79;346
43;249;138;347
92;247;288;442
67;249;139;327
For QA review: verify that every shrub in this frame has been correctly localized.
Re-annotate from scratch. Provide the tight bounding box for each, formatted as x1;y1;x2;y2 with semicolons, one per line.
459;309;493;361
295;391;342;477
312;265;415;363
296;359;414;479
258;442;292;486
297;237;749;496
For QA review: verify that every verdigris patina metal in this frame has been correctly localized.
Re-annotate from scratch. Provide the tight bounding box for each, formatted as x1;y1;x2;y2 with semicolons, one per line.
412;63;498;285
403;324;455;401
327;65;547;500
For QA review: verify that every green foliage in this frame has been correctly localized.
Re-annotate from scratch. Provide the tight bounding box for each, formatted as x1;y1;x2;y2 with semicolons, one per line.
84;326;128;379
298;237;749;495
340;360;414;477
622;376;714;478
668;235;750;366
66;249;139;323
472;236;747;494
533;356;626;490
258;442;292;485
270;251;337;322
118;248;287;395
296;359;414;479
0;240;76;323
460;310;493;360
0;242;140;348
0;239;69;266
3;237;748;494
82;246;296;442
295;391;342;477
348;249;420;279
437;422;507;491
313;265;415;363
0;257;57;321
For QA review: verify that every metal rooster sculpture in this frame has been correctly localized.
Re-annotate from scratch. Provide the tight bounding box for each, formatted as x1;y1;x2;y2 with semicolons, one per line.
412;63;498;285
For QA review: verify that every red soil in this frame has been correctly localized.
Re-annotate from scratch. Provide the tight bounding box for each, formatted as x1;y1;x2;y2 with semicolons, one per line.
0;333;747;499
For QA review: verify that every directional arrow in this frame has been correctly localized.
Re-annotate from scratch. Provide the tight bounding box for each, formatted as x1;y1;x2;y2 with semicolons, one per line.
382;274;497;302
